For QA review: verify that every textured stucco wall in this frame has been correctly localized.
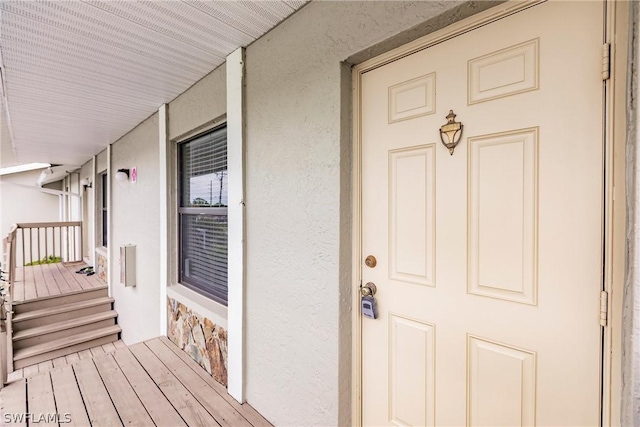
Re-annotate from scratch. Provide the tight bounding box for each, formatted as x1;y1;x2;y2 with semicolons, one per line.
164;61;227;364
0;169;59;238
79;161;93;259
96;149;107;174
110;113;161;344
168;63;226;141
243;1;495;425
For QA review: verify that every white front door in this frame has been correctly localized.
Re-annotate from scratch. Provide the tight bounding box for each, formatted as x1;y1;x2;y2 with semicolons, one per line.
360;2;605;425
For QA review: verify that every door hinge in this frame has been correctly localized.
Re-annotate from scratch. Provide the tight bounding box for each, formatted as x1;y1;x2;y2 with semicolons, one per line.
602;43;611;81
600;291;609;327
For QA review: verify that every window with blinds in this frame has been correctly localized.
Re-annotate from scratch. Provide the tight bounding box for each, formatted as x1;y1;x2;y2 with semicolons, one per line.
178;126;228;305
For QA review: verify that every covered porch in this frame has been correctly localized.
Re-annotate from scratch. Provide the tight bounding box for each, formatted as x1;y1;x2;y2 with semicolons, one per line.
3;221;104;303
2;221;117;378
12;262;106;303
0;336;270;427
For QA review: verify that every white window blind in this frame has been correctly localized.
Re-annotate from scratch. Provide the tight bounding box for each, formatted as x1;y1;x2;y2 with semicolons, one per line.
179;127;228;304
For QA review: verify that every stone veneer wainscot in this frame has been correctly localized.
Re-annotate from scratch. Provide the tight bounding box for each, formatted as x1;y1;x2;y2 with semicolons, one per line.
167;297;228;386
95;249;108;283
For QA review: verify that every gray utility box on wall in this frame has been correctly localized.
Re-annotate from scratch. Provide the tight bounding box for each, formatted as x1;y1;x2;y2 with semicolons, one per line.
120;244;136;287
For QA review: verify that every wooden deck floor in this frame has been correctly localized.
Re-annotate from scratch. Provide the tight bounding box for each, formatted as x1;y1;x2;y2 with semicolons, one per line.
12;263;106;302
1;337;271;427
6;340;128;384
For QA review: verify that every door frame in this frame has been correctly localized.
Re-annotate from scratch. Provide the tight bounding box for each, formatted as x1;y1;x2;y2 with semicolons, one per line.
350;1;627;425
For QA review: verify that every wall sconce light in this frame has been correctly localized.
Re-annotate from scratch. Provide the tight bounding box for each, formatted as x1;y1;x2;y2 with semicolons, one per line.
115;169;130;182
80;178;92;191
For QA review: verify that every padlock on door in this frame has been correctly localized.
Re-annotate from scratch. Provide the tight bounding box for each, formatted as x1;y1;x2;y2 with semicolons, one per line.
360;282;378;319
361;295;378;319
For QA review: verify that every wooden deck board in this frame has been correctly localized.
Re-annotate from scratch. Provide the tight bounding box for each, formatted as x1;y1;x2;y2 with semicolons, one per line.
22;364;39;378
39;264;62;297
101;342;116;353
89;345;104;358
36;360;53;372
27;373;58;427
65;353;80;364
73;358;123;426
1;338;271;427
145;338;250;427
55;263;88;292
93;354;155;426
51;356;67;368
0;378;26;427
13;263;106;303
32;265;51;298
13;274;24;302
77;349;93;360
23;265;36;300
113;340;126;349
6;369;23;383
158;336;272;427
112;348;187;427
49;366;91;427
47;263;75;294
128;342;219;426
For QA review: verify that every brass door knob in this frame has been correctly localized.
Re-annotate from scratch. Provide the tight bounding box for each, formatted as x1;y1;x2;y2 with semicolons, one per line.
365;255;377;268
360;282;377;296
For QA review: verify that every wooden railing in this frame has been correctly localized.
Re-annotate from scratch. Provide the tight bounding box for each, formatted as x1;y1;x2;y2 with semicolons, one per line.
15;221;83;266
1;225;17;387
1;222;83;385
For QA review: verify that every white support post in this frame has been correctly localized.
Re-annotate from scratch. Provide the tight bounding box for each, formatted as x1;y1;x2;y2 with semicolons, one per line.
159;104;169;336
227;47;246;403
90;156;97;266
107;144;112;298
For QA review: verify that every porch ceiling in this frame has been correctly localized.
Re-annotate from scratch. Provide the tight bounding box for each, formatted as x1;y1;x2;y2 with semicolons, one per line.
0;0;307;168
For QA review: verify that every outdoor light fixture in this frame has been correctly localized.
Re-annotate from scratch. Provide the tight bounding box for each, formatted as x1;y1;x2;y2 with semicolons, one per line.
80;178;92;191
115;169;130;182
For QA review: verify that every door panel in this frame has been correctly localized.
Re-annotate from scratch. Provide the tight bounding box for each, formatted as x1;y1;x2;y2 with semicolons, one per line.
360;2;604;426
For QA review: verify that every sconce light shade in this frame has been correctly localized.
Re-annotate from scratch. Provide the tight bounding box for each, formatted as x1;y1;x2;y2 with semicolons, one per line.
115;169;130;182
80;177;92;191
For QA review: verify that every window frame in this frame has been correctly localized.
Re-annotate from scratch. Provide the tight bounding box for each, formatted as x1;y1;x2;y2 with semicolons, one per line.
177;125;229;305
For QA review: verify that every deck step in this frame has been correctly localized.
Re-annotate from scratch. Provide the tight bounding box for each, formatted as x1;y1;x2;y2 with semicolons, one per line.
13;325;121;369
12;287;108;314
12;297;115;331
12;311;118;349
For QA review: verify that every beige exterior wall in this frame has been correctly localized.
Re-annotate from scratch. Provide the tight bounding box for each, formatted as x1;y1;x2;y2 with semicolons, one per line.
66;2;515;425
242;1;495;424
110;113;161;344
169;63;226;141
0;170;60;237
96;149;108;174
0;170;61;267
79;161;93;261
164;64;228;378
